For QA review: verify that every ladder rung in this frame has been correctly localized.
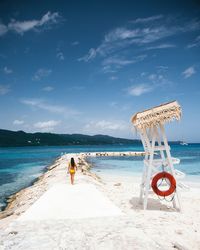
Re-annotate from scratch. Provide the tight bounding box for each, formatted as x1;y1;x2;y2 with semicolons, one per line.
144;145;170;153
144;157;180;167
154;146;170;151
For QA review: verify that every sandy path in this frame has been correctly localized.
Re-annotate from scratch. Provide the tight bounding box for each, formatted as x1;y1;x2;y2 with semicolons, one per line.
19;183;122;221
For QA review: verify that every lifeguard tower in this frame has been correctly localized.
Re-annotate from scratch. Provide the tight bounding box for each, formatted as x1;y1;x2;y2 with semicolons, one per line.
131;101;185;211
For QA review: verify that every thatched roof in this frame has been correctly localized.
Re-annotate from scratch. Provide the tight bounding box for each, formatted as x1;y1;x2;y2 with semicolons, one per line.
131;101;182;129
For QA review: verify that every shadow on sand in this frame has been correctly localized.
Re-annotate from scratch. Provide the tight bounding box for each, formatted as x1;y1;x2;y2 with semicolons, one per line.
129;197;177;212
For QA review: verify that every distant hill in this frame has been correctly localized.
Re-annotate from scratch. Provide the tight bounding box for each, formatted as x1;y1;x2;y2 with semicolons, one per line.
0;129;142;147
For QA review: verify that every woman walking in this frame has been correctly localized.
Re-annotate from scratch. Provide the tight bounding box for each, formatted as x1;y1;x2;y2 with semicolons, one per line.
68;157;77;185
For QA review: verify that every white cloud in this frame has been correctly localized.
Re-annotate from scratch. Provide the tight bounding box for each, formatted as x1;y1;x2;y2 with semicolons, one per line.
56;51;64;60
13;120;24;125
145;71;171;87
102;65;117;74
21;98;65;113
79;17;200;63
42;86;54;91
103;56;135;67
20;98;80;116
34;120;60;132
85;120;128;131
78;48;97;62
128;84;152;96
131;15;163;24
146;44;176;50
3;66;13;74
104;27;138;42
104;26;174;46
102;26;168;54
33;68;52;81
187;35;200;48
148;74;157;81
0;84;10;95
8;20;39;34
102;57;135;67
7;12;61;35
156;66;169;72
102;54;147;71
39;11;60;26
182;66;196;78
148;73;165;82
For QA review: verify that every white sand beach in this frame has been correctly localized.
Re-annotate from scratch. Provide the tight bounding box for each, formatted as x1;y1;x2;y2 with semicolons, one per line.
19;183;123;221
0;152;200;250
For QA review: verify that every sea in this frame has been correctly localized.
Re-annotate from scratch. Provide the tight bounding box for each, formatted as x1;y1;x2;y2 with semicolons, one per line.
0;144;200;211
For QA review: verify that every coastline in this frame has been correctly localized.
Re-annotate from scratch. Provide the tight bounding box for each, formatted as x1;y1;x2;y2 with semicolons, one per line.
0;151;200;249
0;158;59;221
0;151;144;223
0;157;59;211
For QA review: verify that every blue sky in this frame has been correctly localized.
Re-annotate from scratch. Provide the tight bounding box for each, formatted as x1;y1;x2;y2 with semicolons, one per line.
0;0;200;142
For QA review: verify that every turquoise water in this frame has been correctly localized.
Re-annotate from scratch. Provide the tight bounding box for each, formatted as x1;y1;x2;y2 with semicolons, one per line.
89;156;143;177
0;145;143;210
89;144;200;179
0;144;200;210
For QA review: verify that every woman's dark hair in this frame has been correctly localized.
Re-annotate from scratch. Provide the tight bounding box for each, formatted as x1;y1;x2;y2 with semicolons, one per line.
70;157;75;167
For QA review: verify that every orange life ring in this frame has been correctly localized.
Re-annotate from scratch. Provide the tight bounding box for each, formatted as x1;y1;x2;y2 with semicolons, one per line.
151;172;176;197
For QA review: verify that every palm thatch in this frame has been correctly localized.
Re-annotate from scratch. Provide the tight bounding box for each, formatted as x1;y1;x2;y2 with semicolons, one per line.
131;101;182;130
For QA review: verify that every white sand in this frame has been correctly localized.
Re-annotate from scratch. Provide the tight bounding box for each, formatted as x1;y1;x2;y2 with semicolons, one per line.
0;153;200;250
19;183;122;221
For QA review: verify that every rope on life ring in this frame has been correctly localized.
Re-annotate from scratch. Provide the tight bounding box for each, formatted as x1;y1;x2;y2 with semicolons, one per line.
151;172;176;197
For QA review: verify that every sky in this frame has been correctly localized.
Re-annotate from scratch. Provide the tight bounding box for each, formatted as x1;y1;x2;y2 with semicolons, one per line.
0;0;200;142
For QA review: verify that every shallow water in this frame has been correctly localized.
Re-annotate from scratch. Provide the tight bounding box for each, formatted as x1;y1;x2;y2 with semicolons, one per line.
0;145;143;210
90;144;200;181
0;143;199;210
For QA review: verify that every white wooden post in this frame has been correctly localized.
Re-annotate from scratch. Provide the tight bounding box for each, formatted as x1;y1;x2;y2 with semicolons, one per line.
144;128;156;209
139;130;148;203
160;124;182;211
